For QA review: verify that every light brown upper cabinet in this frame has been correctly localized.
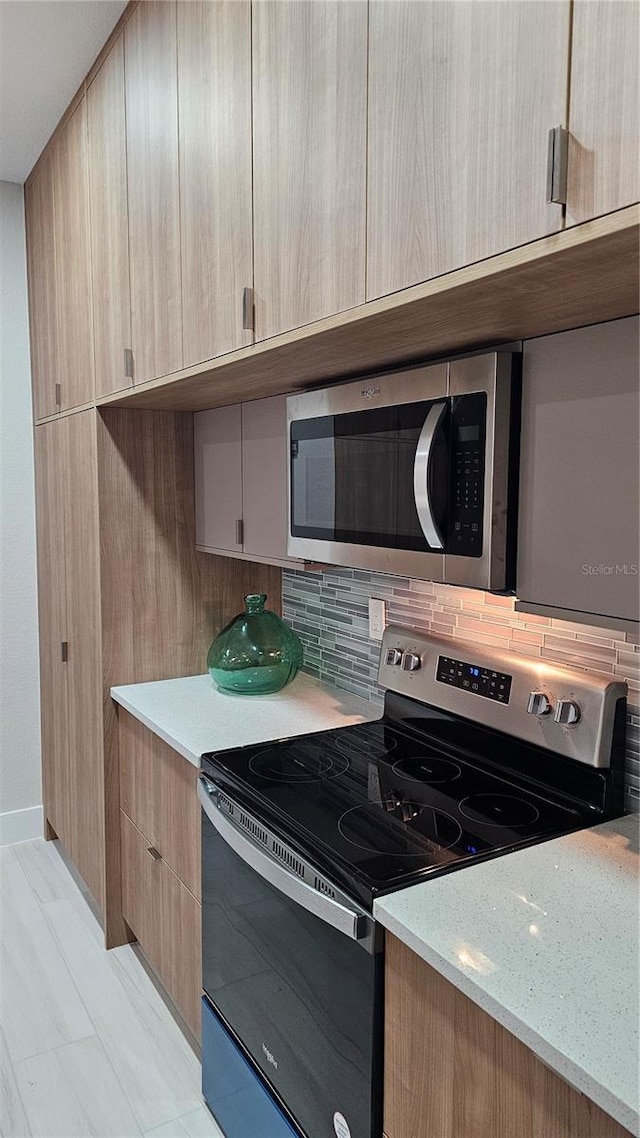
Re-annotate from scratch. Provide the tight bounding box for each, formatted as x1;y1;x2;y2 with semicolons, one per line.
87;33;133;398
25;151;58;420
566;0;640;227
178;1;253;367
125;0;182;383
367;0;570;300
252;0;367;339
52;100;95;409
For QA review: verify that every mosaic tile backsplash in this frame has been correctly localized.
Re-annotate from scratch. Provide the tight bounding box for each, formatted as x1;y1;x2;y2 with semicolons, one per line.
282;567;640;810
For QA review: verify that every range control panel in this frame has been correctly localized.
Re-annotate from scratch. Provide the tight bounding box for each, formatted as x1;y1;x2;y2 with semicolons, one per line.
377;625;627;769
436;655;512;704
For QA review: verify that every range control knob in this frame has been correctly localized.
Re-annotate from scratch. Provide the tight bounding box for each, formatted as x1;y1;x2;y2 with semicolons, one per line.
526;691;553;717
385;648;403;666
554;699;581;726
401;651;421;673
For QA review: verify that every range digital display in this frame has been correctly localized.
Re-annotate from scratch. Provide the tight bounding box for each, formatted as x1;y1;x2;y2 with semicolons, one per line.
436;655;512;704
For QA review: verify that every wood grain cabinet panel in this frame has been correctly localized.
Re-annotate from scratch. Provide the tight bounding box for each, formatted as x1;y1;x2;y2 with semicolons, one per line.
566;0;640;226
52;100;95;410
252;0;367;339
384;933;632;1138
119;709;200;900
34;412;104;910
33;421;70;845
63;410;104;910
25;151;59;420
120;810;201;1041
178;0;253;367
125;0;182;383
367;0;569;300
87;33;132;397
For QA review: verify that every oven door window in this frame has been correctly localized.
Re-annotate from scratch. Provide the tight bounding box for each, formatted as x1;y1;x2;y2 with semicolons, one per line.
290;401;450;552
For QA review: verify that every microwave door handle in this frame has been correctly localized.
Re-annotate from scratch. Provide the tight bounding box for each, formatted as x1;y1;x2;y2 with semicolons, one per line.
198;777;372;946
413;401;447;550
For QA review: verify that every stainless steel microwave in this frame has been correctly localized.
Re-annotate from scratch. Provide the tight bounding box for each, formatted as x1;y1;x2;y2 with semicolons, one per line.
286;351;521;591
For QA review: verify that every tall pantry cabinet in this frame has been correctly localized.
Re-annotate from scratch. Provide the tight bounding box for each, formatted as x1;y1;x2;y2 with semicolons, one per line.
34;412;104;910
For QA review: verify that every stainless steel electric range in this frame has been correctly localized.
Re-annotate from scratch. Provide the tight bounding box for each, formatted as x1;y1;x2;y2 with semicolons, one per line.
198;626;626;1138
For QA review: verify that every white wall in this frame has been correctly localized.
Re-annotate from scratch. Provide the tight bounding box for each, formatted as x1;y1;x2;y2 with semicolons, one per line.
0;180;42;843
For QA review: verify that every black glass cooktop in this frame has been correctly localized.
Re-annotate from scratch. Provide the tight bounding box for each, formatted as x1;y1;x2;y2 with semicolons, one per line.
202;702;598;909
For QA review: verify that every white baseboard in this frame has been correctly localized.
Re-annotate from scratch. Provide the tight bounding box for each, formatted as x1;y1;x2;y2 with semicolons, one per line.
0;805;44;846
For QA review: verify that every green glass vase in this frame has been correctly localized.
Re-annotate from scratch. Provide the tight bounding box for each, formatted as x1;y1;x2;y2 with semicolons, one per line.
207;594;303;695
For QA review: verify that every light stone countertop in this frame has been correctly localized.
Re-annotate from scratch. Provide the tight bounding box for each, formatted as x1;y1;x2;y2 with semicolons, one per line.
374;813;640;1135
110;671;378;766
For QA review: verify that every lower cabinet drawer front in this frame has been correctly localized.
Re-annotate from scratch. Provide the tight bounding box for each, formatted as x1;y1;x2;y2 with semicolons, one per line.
119;709;201;900
121;810;202;1041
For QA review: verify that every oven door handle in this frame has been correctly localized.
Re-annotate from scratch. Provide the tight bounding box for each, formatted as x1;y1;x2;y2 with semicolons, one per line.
198;776;372;945
413;400;447;550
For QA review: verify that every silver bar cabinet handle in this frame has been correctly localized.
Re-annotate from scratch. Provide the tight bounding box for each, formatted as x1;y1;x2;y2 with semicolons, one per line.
197;777;368;943
124;348;134;381
235;518;244;547
547;125;568;205
413;401;447;550
242;287;255;332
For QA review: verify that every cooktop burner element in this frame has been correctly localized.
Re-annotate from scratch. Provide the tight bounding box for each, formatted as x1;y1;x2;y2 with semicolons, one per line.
392;755;462;784
459;794;540;827
338;801;463;856
248;744;349;783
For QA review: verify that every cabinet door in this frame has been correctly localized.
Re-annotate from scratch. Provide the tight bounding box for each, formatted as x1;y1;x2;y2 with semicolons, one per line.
87;33;132;397
52;100;95;410
125;0;182;383
252;0;367;338
119;710;200;900
385;934;632;1138
517;317;639;623
194;405;243;553
178;0;253;367
25;152;59;420
33;421;70;845
367;1;570;300
242;396;291;563
63;410;104;910
121;810;201;1040
566;0;640;226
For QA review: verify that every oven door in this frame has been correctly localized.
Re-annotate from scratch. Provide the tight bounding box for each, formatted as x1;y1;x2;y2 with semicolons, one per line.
199;776;383;1138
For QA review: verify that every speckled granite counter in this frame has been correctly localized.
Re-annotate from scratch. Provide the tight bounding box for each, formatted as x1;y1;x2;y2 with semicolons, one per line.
375;813;640;1135
111;671;377;766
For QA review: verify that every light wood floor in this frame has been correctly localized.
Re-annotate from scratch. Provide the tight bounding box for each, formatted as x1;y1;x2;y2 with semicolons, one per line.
0;838;222;1138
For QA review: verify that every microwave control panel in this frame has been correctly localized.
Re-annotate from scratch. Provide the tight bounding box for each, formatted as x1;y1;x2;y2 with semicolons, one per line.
448;392;487;557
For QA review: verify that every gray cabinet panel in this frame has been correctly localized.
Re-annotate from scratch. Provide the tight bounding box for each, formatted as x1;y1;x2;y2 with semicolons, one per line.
517;317;639;623
194;405;243;553
242;396;290;562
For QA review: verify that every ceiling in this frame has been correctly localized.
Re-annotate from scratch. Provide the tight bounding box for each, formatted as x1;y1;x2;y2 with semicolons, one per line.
0;0;128;183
